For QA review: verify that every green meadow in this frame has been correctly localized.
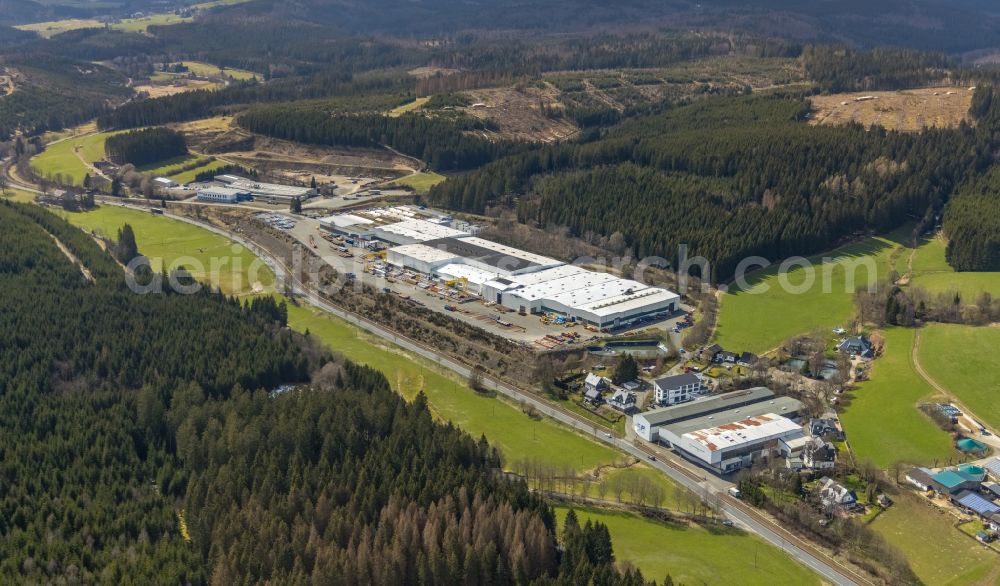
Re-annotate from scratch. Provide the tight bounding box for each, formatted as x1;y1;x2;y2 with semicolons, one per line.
31;131;121;186
555;507;820;586
57;204;273;295
918;323;1000;431
389;171;446;194
870;493;999;585
838;328;955;468
714;233;902;354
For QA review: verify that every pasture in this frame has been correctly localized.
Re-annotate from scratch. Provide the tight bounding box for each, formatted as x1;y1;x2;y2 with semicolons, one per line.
838;328;955;468
388;96;430;117
809;87;973;132
58;205;273;296
554;507;820;586
905;234;1000;300
714;233;901;354
389;171;445;194
918;324;1000;431
15;19;103;38
870;493;999;585
31;130;120;186
286;303;626;474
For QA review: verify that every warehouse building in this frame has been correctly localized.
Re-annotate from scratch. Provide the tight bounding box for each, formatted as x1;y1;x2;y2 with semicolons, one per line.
215;175;316;202
197;186;251;203
633;387;804;473
320;210;679;329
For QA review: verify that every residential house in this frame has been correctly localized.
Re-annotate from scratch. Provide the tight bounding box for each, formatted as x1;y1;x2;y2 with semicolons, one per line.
803;440;837;471
719;351;739;364
584;387;604;405
584;373;608;394
652;373;704;406
808;418;843;440
700;344;722;363
737;352;759;368
608;390;638;413
838;335;874;359
817;477;858;512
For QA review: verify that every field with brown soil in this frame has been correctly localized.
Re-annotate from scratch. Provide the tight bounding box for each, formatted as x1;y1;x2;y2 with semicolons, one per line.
809;86;973;132
459;84;579;143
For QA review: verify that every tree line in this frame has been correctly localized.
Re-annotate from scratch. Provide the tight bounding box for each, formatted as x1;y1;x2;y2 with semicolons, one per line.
104;127;188;167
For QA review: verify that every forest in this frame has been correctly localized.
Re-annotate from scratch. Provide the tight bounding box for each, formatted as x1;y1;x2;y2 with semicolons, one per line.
0;201;654;584
238;105;526;171
104;127;187;167
428;90;1000;281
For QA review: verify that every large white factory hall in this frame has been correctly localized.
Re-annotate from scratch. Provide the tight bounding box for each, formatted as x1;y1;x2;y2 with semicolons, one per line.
321;208;679;329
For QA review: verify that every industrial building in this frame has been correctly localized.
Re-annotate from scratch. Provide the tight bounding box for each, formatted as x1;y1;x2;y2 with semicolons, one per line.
154;177;179;189
633;387;804;473
321;209;679;329
197;186;251;203
215;175;316;202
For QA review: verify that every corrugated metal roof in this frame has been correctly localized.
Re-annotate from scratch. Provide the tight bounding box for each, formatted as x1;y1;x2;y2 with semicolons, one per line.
957;492;1000;516
985;459;1000;478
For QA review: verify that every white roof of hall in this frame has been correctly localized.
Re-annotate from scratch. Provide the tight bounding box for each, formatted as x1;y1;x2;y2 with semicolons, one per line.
378;219;469;242
320;214;374;228
508;271;619;302
579;287;680;318
507;264;588;287
457;237;562;268
435;263;499;285
683;414;802;453
388;243;462;265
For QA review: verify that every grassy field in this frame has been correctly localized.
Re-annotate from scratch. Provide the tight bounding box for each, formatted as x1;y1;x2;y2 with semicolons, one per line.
137;154;229;184
31;131;121;186
714;233;902;354
388;96;430;117
809;87;973;132
15;18;103;38
838;328;955;468
554;507;820;585
906;234;1000;300
870;493;999;585
918;324;1000;431
389;171;446;194
57;205;273;296
287;303;623;473
151;61;256;82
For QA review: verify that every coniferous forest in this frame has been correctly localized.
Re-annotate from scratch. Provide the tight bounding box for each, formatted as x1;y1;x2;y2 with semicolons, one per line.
104;127;188;167
0;200;650;584
429;90;1000;280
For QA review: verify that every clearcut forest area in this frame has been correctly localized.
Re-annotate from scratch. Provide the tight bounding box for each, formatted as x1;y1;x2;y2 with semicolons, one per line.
6;0;1000;584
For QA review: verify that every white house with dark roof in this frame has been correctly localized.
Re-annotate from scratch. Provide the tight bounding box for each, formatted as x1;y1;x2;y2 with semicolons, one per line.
652;373;704;406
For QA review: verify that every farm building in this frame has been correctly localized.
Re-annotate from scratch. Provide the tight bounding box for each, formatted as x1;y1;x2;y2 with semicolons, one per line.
197;186;250;203
632;387;804;473
652;373;704;406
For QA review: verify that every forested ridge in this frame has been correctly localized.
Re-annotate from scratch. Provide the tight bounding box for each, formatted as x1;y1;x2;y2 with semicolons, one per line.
238;105;526;171
0;201;653;584
429;91;997;280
